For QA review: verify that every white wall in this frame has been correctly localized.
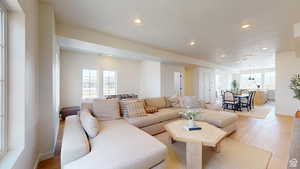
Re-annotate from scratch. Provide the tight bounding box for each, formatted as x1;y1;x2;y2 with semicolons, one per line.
2;0;40;169
60;50;141;107
216;69;232;91
275;51;300;116
38;2;59;160
139;61;161;98
160;63;185;97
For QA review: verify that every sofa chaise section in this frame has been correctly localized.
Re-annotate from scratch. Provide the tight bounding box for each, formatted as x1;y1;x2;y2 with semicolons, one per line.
61;116;166;169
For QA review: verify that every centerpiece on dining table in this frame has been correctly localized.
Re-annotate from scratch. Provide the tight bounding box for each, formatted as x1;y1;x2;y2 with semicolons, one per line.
181;109;202;131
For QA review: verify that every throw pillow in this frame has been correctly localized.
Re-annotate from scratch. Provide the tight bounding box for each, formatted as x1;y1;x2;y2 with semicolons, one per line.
92;98;121;120
145;105;158;114
182;96;201;108
144;97;168;109
126;100;147;117
120;99;142;117
79;109;100;138
167;96;184;108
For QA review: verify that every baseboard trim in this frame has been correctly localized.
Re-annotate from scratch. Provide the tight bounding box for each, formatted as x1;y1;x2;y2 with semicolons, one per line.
39;151;55;161
33;153;41;169
33;151;55;169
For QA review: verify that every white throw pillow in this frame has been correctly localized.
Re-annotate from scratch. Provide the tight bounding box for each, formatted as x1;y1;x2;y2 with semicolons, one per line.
92;98;121;120
167;96;184;108
80;109;100;138
182;96;201;108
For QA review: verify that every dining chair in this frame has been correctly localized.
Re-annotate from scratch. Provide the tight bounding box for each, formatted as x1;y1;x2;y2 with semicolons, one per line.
223;91;239;111
240;91;252;111
250;91;256;109
240;89;249;94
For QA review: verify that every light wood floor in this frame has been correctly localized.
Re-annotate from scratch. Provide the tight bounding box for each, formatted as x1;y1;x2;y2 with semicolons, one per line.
37;104;294;169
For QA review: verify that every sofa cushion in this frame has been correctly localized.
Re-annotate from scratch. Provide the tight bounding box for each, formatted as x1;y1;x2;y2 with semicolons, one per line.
79;109;100;138
144;97;168;109
154;108;182;121
61;115;90;166
91;98;121;120
63;120;166;169
195;109;238;128
125;114;161;128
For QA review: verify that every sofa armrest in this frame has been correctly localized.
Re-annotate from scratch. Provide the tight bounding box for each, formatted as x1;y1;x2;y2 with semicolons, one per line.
61;115;90;167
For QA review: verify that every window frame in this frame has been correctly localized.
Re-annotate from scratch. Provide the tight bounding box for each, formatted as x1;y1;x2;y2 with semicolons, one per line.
81;69;98;99
102;70;117;96
0;2;7;158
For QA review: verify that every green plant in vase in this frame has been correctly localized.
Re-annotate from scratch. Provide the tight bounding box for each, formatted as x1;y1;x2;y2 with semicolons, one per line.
290;74;300;115
182;110;200;128
290;74;300;101
231;80;239;94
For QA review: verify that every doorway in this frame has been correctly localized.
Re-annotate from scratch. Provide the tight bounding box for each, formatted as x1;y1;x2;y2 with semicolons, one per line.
174;72;184;96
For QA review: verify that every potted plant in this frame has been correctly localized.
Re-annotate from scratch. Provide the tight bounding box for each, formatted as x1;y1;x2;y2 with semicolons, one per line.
182;110;200;128
290;74;300;116
231;80;239;94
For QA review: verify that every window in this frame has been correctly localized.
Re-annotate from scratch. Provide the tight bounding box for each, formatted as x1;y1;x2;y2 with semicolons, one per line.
240;73;262;89
239;72;275;90
0;3;6;156
82;69;98;99
263;72;275;89
103;70;117;96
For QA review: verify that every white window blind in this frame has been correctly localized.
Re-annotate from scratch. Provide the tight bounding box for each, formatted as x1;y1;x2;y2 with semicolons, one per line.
82;69;98;99
0;3;7;157
103;70;117;96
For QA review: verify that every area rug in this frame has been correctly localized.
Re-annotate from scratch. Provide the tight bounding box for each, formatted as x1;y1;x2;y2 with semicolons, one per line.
235;107;271;119
155;132;272;169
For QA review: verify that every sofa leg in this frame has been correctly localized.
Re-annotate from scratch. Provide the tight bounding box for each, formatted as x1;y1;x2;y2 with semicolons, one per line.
169;136;176;144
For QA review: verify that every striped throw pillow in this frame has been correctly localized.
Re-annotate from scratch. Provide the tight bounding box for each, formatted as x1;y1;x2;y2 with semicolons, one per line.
120;100;147;117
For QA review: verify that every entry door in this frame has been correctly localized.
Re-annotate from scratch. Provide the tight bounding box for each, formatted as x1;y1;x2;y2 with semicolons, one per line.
174;72;184;96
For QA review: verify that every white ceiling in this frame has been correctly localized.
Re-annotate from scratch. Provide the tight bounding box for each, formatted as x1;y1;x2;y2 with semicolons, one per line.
44;0;300;70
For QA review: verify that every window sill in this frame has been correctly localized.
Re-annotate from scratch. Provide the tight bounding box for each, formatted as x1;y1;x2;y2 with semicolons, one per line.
0;149;23;169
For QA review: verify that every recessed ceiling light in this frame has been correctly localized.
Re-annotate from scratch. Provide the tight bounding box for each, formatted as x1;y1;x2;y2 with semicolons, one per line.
241;24;251;29
262;47;268;50
134;18;142;24
220;54;226;58
189;41;196;46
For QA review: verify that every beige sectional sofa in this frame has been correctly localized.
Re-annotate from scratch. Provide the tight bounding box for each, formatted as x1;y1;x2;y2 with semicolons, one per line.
61;96;238;169
125;97;238;135
61;116;166;169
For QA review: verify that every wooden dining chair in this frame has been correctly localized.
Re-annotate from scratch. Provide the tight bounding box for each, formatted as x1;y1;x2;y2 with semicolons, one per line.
240;91;252;111
240;89;249;94
223;91;239;111
250;91;256;109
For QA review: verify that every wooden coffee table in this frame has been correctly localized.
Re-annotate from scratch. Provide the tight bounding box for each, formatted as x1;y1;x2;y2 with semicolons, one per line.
165;120;226;169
